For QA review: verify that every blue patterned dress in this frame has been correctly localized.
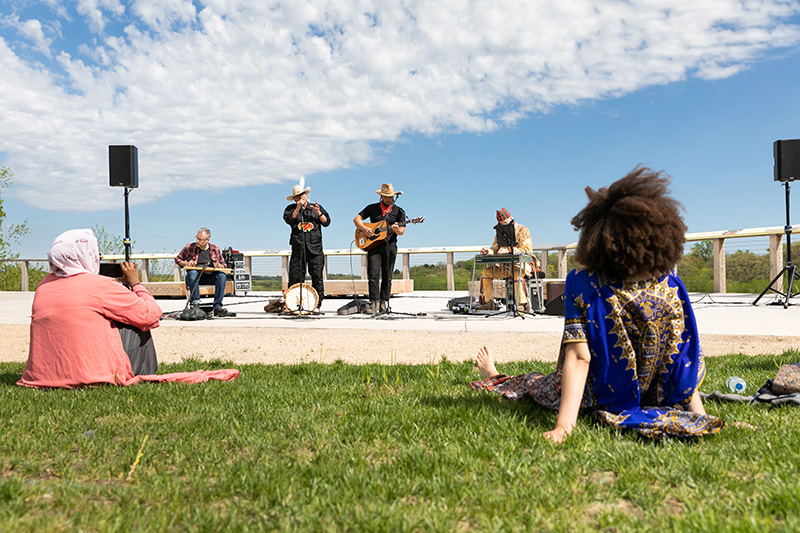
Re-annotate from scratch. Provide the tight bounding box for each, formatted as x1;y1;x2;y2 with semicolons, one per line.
470;269;725;440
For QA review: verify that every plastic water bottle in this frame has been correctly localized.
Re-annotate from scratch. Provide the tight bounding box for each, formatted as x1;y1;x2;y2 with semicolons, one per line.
726;376;747;394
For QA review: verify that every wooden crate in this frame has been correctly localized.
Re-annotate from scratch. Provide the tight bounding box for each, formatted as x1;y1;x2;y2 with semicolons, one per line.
468;280;507;297
141;281;234;298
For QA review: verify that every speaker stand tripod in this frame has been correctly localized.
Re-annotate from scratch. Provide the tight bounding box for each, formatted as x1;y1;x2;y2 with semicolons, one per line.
753;181;800;308
371;300;426;320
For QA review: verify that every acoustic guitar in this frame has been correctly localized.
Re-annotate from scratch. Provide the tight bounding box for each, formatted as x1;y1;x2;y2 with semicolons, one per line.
355;217;425;251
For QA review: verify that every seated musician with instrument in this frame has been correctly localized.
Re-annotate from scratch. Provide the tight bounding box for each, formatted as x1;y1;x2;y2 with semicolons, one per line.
175;227;230;317
353;183;406;314
478;208;539;311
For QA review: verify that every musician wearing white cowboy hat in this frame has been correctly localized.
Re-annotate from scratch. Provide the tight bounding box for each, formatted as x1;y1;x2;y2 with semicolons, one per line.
353;183;407;314
283;178;330;309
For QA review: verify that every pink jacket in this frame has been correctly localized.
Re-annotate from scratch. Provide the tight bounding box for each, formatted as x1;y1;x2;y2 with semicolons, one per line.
18;273;161;389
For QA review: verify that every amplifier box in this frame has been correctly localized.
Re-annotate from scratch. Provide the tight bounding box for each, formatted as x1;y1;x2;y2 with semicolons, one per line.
544;281;565;316
545;281;565;302
222;249;251;294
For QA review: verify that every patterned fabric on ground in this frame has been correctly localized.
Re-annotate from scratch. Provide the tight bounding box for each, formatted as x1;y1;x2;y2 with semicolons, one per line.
470;269;725;440
470;372;561;410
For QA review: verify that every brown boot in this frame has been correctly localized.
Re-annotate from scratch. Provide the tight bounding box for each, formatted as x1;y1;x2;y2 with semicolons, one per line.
365;300;379;314
380;300;389;313
477;300;496;311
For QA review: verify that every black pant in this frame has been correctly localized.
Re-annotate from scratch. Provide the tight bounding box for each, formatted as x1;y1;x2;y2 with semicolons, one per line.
289;247;325;303
367;244;397;302
116;322;157;375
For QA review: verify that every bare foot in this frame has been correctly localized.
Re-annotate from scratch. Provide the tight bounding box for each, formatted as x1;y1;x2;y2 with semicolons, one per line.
476;346;500;379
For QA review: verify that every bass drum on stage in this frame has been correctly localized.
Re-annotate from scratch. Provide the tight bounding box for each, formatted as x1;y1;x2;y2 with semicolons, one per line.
283;283;319;315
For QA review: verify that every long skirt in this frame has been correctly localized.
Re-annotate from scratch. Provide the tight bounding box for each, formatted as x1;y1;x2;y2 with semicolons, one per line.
470;370;725;440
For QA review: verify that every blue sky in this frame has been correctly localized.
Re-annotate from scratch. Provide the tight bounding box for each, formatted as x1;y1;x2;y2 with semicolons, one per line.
2;1;800;261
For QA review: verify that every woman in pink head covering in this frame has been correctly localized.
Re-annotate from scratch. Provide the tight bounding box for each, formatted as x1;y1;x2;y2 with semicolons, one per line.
18;229;162;388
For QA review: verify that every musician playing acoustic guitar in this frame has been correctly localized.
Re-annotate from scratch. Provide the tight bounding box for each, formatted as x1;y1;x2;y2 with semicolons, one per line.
353;183;407;314
478;208;539;311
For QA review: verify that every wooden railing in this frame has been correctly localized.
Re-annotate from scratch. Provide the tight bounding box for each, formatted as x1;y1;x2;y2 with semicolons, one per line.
2;225;796;292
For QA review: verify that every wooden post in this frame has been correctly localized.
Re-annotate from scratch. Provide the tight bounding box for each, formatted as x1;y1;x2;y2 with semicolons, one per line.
281;256;289;286
141;258;149;283
446;252;454;291
557;249;567;278
245;256;252;276
540;250;549;278
322;255;328;281
402;253;410;279
361;255;367;279
21;260;29;292
713;238;726;293
769;234;784;293
173;263;181;281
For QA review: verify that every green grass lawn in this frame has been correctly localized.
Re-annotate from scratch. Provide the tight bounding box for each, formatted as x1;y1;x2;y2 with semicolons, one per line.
1;353;799;532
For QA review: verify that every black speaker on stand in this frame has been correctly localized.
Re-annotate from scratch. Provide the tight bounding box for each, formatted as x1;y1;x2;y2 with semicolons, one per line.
109;145;139;188
108;145;138;262
753;139;800;308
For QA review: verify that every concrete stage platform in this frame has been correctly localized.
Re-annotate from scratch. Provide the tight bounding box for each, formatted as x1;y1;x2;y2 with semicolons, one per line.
2;289;800;336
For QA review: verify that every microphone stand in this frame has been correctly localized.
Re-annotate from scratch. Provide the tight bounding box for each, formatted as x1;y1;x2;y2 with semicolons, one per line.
486;220;535;319
283;201;319;317
297;206;306;313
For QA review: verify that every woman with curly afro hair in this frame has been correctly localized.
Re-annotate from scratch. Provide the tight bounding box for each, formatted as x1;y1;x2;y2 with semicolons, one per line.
470;167;724;443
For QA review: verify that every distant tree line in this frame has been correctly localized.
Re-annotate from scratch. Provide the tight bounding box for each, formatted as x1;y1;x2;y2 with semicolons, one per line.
164;242;800;294
361;243;794;294
678;240;800;293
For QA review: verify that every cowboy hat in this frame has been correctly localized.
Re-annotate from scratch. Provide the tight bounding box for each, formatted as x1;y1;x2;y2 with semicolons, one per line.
376;183;402;196
286;184;311;201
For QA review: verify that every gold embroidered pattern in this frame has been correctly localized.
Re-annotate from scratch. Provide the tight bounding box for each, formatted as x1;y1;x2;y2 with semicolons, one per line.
602;279;685;403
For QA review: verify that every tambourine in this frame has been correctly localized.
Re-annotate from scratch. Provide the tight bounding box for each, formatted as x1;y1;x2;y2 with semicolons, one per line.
283;283;319;315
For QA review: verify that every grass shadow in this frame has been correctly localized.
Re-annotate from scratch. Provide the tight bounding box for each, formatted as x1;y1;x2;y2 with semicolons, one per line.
419;391;554;428
0;372;21;386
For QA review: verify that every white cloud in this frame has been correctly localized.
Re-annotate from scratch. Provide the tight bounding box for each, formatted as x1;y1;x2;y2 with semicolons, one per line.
131;0;197;31
1;14;53;54
0;0;798;210
75;0;125;34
